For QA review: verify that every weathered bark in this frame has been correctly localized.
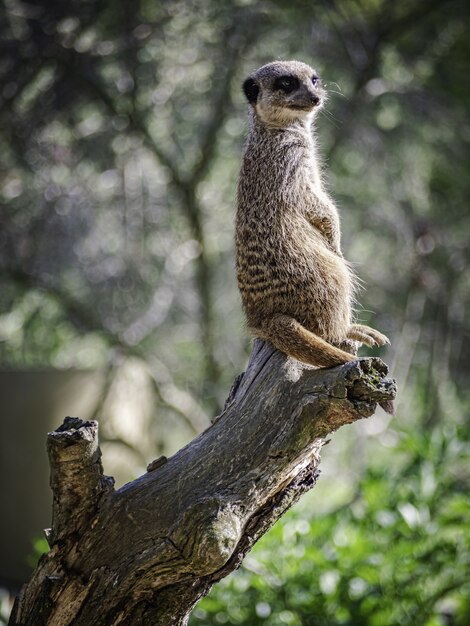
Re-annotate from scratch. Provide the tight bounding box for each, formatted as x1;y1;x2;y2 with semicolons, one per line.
9;340;396;626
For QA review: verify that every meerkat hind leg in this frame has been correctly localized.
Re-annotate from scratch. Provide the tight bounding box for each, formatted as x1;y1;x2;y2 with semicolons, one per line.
348;323;390;347
255;314;356;368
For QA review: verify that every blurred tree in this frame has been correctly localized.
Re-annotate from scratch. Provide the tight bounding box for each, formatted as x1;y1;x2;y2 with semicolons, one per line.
1;0;469;424
1;0;469;620
0;0;263;416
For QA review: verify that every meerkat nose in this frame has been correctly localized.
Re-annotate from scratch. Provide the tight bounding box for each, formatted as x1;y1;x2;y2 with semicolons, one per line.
309;94;320;105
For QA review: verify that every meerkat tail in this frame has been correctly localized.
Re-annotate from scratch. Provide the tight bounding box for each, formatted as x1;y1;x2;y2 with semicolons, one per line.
253;314;355;368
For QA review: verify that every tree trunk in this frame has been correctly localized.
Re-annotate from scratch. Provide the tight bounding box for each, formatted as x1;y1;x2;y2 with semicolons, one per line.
9;340;396;626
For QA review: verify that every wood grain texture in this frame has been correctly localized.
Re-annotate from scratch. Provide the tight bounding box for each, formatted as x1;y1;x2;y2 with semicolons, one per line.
9;340;396;626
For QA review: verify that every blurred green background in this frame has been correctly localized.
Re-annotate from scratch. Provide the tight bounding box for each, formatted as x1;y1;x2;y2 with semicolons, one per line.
0;0;469;624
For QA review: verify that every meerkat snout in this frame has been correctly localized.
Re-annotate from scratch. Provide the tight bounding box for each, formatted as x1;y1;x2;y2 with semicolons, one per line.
307;93;320;106
242;60;325;127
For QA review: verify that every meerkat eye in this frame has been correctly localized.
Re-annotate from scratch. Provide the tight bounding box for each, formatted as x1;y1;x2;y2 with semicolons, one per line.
311;76;320;86
274;75;299;93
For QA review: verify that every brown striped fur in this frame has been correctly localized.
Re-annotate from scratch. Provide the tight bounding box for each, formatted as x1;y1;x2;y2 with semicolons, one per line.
236;61;389;367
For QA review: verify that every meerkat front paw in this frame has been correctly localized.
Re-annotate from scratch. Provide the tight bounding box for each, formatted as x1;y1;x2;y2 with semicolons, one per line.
347;324;390;347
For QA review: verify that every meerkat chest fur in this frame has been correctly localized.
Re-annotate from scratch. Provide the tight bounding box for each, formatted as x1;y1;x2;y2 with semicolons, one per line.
238;119;340;244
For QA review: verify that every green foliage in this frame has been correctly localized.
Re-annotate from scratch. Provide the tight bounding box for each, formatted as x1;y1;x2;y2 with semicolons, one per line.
26;537;50;570
192;426;470;626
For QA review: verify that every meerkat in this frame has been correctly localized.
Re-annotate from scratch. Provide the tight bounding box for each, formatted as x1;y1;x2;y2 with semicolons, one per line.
236;60;390;368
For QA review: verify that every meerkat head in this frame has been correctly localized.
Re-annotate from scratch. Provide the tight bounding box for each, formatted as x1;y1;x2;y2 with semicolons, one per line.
242;60;325;128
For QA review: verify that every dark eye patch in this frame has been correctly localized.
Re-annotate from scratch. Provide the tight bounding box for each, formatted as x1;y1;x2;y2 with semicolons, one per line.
311;75;320;86
274;75;299;93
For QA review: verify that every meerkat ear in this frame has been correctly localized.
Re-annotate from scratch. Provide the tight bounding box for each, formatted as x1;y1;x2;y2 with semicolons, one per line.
242;77;259;104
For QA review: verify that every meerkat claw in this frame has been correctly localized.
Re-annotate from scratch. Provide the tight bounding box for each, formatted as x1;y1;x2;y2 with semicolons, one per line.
347;324;390;348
